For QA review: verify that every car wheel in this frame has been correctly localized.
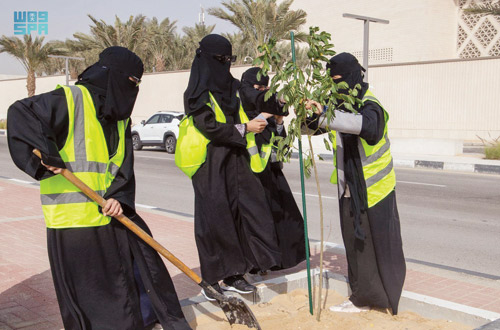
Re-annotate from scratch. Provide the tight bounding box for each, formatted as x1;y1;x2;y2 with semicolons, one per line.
132;134;143;151
164;135;176;154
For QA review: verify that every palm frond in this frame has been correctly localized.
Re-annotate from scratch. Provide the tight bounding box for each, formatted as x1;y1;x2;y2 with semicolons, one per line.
464;3;500;16
209;0;307;55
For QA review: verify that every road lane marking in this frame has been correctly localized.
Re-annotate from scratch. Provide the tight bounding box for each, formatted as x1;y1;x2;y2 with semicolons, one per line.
136;203;157;209
8;178;36;184
0;216;45;223
398;180;446;187
292;192;336;200
135;155;175;161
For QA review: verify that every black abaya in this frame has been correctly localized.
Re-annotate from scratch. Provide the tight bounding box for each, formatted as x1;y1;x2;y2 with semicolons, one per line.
339;101;406;314
47;211;188;330
191;106;282;284
306;97;406;314
239;70;306;271
255;161;306;270
7;90;190;330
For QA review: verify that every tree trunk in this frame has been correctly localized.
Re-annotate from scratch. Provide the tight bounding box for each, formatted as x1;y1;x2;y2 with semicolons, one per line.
155;56;166;72
27;69;36;97
308;136;325;321
70;66;79;80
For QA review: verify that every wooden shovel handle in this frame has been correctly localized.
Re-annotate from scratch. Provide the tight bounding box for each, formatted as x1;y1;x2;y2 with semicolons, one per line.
33;149;202;284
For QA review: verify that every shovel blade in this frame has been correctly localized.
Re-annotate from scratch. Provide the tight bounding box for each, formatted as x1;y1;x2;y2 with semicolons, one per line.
200;281;261;330
218;297;261;330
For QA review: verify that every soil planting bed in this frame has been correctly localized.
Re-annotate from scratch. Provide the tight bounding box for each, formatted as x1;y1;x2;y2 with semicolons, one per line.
189;289;472;329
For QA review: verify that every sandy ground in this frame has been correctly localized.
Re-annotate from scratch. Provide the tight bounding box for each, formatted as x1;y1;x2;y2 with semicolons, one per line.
189;289;472;330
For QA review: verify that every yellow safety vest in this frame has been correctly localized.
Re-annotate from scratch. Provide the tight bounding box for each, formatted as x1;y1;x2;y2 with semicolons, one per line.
175;92;272;178
39;85;127;228
330;90;396;208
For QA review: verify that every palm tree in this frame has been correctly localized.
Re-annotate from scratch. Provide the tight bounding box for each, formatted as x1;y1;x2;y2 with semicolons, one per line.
182;23;216;49
274;40;309;69
36;55;65;76
144;17;177;72
73;14;147;56
222;31;253;65
61;38;98;79
464;2;500;16
174;23;216;70
165;34;193;70
208;0;307;57
0;35;66;96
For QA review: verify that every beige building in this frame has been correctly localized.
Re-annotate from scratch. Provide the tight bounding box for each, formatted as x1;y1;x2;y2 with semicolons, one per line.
292;0;500;63
287;0;500;151
1;0;499;154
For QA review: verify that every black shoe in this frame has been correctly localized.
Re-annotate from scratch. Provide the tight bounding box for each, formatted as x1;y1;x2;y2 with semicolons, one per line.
221;275;256;294
201;283;224;302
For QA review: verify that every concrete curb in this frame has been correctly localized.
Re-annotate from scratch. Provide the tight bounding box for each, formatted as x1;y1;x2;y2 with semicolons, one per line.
404;159;500;175
475;318;500;329
289;153;500;175
178;269;499;328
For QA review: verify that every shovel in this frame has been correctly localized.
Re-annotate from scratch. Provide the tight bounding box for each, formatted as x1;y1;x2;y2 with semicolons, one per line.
33;149;262;330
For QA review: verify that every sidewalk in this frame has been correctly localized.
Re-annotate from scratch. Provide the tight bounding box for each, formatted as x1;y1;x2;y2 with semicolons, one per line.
392;152;500;175
1;178;499;329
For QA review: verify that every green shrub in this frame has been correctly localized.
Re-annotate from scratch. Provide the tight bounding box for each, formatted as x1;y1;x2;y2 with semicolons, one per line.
477;134;500;160
485;143;500;160
0;119;6;130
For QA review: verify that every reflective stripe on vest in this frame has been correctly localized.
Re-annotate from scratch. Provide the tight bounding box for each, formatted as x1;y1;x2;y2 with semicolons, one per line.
329;131;338;184
329;90;395;208
207;92;273;173
39;85;127;228
358;90;395;207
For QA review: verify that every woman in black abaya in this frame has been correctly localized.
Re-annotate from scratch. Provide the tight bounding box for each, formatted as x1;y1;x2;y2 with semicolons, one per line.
305;53;406;314
7;47;190;330
183;35;281;300
239;67;306;271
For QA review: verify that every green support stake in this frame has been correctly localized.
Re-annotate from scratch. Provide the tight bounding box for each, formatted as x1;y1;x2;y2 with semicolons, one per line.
291;31;313;316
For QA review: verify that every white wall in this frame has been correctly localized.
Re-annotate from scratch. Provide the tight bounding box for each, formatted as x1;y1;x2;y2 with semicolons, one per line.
0;75;68;118
291;0;458;63
369;58;500;141
131;65;252;124
1;58;498;144
0;66;252;125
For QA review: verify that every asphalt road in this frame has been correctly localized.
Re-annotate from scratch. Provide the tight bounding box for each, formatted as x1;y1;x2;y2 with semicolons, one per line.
1;137;499;277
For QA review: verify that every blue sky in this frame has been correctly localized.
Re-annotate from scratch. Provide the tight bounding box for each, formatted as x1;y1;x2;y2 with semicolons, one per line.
0;0;238;75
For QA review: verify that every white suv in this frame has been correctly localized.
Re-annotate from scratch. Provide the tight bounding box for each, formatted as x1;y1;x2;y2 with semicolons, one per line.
131;111;184;153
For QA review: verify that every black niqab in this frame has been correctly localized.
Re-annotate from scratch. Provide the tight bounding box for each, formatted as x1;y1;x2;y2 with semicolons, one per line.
241;67;269;87
239;67;268;117
327;52;368;101
76;46;144;124
184;34;240;116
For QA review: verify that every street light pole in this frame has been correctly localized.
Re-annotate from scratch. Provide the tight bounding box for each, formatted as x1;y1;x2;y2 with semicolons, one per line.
342;13;389;82
48;55;84;85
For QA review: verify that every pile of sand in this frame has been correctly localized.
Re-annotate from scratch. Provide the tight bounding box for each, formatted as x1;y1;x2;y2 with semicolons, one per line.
190;289;472;329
